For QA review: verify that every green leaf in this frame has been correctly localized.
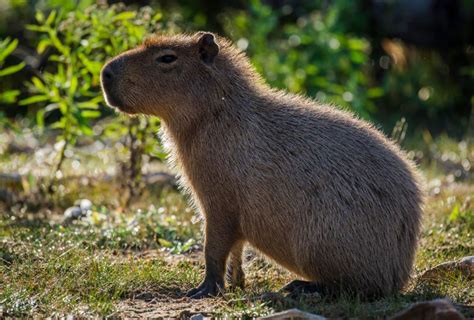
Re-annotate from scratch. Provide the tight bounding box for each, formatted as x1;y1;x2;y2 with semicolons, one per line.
449;205;460;222
25;24;48;33
180;239;195;253
19;95;49;106
78;52;102;75
69;76;78;96
50;118;66;129
77;96;103;109
31;77;47;92
152;12;163;22
48;30;69;56
59;102;68;115
349;51;366;64
112;12;136;22
158;238;173;248
0;62;25;77
80;110;101;118
347;38;367;51
36;109;46;129
79;123;94;136
45;10;57;26
367;87;384;98
35;11;45;23
45;103;60;112
37;39;51;54
0;90;21;104
0;38;18;62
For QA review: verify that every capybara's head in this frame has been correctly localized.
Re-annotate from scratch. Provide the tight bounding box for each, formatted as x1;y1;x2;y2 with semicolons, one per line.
101;32;245;121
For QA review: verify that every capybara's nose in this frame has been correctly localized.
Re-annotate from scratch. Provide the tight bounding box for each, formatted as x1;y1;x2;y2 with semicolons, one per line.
101;58;123;85
101;64;114;85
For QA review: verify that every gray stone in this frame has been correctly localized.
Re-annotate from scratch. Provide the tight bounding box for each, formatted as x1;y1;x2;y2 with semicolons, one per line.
420;256;474;282
64;206;83;220
78;198;93;211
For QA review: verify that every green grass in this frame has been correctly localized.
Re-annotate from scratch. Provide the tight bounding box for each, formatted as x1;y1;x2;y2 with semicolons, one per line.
0;195;202;316
0;135;473;318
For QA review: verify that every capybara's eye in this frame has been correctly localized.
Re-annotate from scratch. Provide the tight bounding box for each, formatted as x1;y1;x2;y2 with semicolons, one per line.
156;55;177;63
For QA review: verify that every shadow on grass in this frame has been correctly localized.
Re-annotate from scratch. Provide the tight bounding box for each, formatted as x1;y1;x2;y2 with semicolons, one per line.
127;286;188;301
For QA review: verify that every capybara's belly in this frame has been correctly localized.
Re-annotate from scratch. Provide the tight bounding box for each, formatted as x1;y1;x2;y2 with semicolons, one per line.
240;207;314;278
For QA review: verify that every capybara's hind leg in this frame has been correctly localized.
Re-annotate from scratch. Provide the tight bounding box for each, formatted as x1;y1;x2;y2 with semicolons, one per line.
281;279;324;297
226;241;245;289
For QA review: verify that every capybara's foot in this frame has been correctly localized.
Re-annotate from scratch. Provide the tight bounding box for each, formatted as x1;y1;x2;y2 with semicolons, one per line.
281;279;324;297
186;279;223;299
226;259;245;289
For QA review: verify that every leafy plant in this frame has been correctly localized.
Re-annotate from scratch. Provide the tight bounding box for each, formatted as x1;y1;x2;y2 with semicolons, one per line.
223;0;383;119
0;37;25;104
19;5;180;194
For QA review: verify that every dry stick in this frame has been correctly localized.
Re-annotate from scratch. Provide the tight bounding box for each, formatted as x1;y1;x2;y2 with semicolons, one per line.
46;133;69;195
124;118;148;207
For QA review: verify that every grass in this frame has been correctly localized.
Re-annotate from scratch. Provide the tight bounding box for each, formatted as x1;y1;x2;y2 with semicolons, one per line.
0;134;473;318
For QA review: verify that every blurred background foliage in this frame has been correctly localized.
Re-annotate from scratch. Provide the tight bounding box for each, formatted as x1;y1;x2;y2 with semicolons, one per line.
1;0;472;135
0;0;474;136
0;0;473;189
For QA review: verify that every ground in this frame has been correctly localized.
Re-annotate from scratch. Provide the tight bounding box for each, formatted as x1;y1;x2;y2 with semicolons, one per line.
0;131;473;318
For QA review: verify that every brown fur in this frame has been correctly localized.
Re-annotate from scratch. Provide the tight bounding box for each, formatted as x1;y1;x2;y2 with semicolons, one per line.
101;32;425;298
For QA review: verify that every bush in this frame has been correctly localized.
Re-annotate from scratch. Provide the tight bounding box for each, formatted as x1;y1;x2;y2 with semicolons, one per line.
0;37;25;127
222;0;382;119
16;4;185;193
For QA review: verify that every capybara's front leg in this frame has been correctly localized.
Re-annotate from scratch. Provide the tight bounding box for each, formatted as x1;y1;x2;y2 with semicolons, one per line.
186;218;239;299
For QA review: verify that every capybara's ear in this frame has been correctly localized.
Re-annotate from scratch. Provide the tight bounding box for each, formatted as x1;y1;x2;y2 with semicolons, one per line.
197;32;219;64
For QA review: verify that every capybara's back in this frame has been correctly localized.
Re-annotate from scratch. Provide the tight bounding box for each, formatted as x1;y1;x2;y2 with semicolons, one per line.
101;32;424;298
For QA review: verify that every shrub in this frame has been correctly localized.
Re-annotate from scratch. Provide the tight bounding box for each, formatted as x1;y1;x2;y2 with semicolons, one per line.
222;0;383;119
0;37;25;127
19;4;184;193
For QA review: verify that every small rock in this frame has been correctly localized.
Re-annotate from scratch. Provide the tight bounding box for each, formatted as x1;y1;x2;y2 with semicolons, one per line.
458;256;474;269
420;256;474;282
258;308;327;320
78;198;93;211
390;299;464;320
64;206;83;220
190;314;205;320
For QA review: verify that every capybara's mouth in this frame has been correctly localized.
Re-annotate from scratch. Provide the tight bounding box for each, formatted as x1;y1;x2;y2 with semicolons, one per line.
105;96;135;114
101;83;135;114
102;90;120;107
101;60;135;113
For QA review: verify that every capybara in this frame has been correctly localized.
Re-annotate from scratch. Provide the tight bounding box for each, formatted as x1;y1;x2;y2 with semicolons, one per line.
101;32;424;299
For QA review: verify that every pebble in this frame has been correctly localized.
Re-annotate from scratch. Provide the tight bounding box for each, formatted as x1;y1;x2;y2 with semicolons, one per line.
78;198;93;211
64;206;83;220
64;199;93;222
